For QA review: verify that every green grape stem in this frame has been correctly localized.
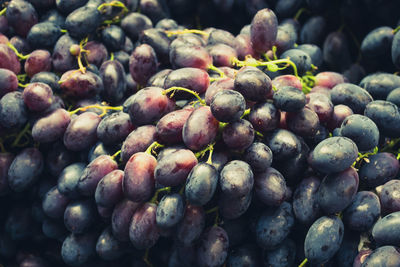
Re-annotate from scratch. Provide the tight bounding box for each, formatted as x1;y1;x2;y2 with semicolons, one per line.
298;258;308;267
110;150;121;160
68;105;123;117
7;42;30;60
0;7;6;16
163;87;206;105
165;29;209;38
208;64;226;78
150;187;171;203
11;123;31;148
145;141;165;155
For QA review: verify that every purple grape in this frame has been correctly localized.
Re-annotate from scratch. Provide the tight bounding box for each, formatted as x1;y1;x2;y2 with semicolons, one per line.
63;112;101;151
244;142;273;173
22;82;53;112
169;44;213;70
182;106;219;151
308;137;358;174
0;68;18;98
207;43;238;67
84;41;109;68
250;8;278;53
164;67;210;96
210;90;246;123
286;107;320;138
129;202;160;249
220;160;254;198
127;87;175;126
123;152;157;202
78;155;118;196
52;34;78;73
24;50;52;77
96;112;135;145
59;70;104;99
154;148;198;187
121;125;156;163
61;232;97;266
111;199;140;242
99;60;126;104
176;204;205;246
358;152;399;188
156;107;194;144
96;227;127;261
129;44;158;86
304;216;344;264
234;66;272;102
95;170;124;208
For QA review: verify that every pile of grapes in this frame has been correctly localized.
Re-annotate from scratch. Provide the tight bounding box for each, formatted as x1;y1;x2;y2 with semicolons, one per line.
1;0;400;266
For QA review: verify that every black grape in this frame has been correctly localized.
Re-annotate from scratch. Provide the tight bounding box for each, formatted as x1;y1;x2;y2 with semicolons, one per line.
256;202;294;249
304;216;344;264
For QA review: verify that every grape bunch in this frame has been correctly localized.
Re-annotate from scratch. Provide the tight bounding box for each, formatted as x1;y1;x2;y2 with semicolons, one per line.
0;0;400;267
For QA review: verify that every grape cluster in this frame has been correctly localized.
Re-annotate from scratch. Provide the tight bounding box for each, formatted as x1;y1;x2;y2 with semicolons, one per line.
0;0;400;267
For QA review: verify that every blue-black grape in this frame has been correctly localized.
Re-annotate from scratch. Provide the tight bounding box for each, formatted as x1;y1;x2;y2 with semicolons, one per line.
64;199;96;234
293;176;321;225
339;114;379;151
197;226;229;267
317;167;359;214
185;162;218;206
244;142;273;173
304;216;344;264
364;100;400;138
256;202;294;249
361;246;400;267
96;111;134;145
57;163;86;199
156;193;184;229
8;147;43;192
220;160;253;198
227;243;261;267
379;180;400;214
263;238;296;267
61;232;97;266
96;227;127;261
358;152;400;188
330;83;373;114
273;86;306;112
42;186;70;219
308;136;358;174
343;191;381;232
372;211;400;246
